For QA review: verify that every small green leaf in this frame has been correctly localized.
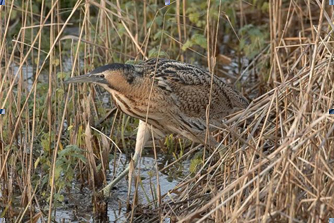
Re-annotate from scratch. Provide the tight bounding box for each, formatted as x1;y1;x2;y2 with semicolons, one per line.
52;58;60;66
191;34;207;49
148;48;169;58
117;23;126;36
54;164;63;181
54;193;64;202
189;158;202;173
155;16;163;26
57;72;69;80
189;12;200;23
182;39;193;51
154;30;163;40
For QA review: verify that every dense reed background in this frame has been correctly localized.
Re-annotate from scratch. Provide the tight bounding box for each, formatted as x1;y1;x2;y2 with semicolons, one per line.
0;0;333;222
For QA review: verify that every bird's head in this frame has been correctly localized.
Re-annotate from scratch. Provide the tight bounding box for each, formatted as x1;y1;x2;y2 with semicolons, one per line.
66;63;139;92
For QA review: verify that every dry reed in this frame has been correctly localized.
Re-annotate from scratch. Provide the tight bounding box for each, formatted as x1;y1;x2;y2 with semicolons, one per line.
0;0;333;222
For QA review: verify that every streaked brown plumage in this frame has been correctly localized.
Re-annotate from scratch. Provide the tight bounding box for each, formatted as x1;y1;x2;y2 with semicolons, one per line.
66;58;248;194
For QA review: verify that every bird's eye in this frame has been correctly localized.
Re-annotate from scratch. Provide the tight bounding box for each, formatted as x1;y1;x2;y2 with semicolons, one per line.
99;74;105;78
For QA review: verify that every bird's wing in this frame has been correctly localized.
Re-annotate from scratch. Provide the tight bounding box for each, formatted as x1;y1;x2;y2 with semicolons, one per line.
142;58;248;120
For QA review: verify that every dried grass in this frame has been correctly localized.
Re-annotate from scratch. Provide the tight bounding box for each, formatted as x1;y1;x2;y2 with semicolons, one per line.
0;0;333;222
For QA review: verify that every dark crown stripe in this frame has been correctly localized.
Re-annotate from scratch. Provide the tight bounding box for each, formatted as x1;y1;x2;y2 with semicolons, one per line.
90;63;133;74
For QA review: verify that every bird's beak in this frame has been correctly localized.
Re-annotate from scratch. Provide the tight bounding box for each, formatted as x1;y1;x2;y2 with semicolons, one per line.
65;73;108;85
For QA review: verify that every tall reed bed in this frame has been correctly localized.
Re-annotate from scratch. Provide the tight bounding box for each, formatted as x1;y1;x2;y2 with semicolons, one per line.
0;0;332;222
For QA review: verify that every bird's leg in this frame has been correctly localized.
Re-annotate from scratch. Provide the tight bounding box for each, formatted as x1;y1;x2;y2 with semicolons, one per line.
102;120;151;195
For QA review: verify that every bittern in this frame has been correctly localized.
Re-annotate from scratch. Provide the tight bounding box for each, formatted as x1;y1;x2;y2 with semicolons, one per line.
66;58;248;194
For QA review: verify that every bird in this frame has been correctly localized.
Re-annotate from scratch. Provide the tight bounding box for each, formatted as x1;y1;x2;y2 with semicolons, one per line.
66;58;249;195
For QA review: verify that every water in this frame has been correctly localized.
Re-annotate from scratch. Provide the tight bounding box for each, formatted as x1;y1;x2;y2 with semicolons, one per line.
54;154;180;222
